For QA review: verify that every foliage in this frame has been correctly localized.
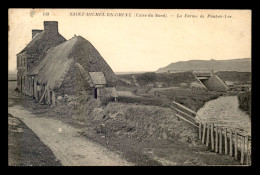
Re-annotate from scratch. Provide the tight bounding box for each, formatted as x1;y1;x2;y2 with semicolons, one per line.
117;95;172;108
238;91;251;115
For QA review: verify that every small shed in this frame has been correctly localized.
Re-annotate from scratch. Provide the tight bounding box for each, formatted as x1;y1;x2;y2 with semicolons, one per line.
89;72;106;99
104;87;118;101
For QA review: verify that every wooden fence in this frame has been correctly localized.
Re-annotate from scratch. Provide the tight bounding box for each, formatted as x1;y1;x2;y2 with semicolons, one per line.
199;122;251;165
171;100;251;165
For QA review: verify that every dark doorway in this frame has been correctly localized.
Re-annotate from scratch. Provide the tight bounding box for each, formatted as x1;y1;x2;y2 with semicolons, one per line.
50;91;52;104
94;88;97;99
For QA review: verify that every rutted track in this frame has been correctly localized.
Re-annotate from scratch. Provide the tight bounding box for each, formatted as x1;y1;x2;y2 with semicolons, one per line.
8;105;132;166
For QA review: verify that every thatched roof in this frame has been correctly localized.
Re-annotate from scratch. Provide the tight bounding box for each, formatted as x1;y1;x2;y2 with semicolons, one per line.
89;72;106;85
29;36;117;91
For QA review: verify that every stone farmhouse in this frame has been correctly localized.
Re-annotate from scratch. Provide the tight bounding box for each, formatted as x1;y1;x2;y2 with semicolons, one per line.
17;21;118;105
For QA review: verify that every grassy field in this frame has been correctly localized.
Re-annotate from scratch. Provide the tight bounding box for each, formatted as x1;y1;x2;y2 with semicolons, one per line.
153;88;224;111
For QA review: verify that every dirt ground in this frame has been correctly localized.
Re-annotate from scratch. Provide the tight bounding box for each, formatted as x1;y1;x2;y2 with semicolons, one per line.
8;114;62;166
8;81;241;166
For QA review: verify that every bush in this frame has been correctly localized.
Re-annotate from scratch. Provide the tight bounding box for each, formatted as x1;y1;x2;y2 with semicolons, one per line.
136;72;156;84
238;91;251;115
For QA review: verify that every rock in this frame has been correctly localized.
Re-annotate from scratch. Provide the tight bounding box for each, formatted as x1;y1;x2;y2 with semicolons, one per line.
57;96;63;101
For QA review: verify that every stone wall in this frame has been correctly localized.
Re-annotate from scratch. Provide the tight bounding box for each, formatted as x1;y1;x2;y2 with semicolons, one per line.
200;75;229;92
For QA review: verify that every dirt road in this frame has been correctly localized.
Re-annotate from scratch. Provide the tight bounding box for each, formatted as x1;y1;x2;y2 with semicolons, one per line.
8;105;132;166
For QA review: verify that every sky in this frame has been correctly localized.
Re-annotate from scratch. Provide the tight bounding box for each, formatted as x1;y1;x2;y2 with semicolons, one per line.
8;9;251;73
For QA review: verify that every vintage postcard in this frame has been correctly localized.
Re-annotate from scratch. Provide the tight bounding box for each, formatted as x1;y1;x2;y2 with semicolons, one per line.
8;9;251;166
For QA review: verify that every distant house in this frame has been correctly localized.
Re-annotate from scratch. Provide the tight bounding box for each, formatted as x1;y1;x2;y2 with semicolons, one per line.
18;21;118;105
17;21;66;94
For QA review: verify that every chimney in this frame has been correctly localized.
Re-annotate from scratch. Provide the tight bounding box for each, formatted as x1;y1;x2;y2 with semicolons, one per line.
44;21;58;33
32;29;43;39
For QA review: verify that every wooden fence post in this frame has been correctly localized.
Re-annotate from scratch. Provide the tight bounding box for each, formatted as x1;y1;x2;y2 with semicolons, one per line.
202;123;206;144
235;132;238;160
39;89;47;104
199;122;202;140
241;136;245;165
211;124;214;151
224;128;228;155
215;126;218;153
206;123;210;147
245;136;249;165
47;89;50;104
52;91;56;106
219;127;222;154
229;129;233;157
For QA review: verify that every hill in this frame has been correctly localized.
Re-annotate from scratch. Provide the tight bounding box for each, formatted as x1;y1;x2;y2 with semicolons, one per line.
156;58;251;73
